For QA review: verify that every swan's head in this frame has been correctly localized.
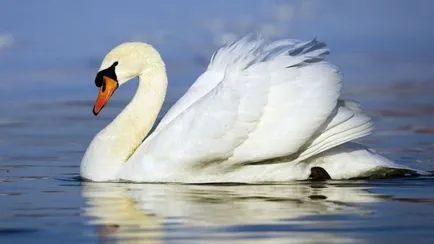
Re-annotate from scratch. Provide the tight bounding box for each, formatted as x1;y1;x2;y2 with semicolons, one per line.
92;42;164;115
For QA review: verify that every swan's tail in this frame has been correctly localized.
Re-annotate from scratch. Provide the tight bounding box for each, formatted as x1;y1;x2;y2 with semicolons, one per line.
294;101;430;179
307;142;428;180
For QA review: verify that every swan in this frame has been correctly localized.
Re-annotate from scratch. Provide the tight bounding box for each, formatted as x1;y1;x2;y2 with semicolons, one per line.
81;36;424;182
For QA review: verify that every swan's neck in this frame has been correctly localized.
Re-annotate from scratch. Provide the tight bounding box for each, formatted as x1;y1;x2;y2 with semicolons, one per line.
81;66;167;181
105;67;167;160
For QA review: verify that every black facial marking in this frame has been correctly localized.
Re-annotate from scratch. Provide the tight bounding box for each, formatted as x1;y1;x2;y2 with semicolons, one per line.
95;61;119;88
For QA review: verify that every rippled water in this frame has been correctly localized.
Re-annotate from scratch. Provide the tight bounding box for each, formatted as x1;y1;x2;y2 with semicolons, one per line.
1;74;434;243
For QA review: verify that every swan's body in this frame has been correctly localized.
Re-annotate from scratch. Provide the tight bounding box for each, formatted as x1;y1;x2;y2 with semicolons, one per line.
81;37;421;182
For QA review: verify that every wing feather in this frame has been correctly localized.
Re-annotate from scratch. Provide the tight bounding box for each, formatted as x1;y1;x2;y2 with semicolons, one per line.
130;36;351;171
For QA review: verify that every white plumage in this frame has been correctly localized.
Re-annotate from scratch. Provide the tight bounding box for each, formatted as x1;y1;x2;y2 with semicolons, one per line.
81;36;424;182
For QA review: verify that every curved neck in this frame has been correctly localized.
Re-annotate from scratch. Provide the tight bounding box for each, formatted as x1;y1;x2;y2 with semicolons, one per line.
81;66;167;181
105;67;168;162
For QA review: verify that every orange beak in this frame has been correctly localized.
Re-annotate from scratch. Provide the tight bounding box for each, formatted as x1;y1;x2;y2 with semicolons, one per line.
93;76;118;115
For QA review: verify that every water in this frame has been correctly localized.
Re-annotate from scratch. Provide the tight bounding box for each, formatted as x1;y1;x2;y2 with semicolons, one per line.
2;1;434;243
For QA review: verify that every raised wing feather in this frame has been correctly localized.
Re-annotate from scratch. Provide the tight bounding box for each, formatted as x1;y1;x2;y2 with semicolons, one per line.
155;70;224;131
229;60;341;164
131;37;343;170
134;64;269;168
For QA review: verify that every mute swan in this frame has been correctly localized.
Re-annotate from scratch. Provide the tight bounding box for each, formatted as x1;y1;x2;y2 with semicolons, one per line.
81;36;423;182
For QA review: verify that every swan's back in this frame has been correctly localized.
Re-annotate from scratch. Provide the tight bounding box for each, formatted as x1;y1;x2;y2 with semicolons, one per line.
121;37;375;182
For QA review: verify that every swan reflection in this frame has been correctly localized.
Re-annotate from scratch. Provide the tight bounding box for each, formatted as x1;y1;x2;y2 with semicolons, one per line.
82;182;380;243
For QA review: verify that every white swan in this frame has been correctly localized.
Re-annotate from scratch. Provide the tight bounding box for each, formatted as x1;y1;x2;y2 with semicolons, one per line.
81;36;423;182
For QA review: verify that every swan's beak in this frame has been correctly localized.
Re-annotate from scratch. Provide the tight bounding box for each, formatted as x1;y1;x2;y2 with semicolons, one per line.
93;76;118;116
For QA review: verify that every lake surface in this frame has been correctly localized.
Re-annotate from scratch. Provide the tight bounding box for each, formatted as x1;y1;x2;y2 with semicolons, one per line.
2;1;434;243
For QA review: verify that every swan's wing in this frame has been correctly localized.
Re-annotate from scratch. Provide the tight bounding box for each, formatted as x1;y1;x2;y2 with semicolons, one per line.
132;37;341;169
155;70;224;131
156;37;303;132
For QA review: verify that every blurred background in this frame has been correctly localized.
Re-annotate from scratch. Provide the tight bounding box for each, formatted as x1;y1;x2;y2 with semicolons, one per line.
1;0;434;96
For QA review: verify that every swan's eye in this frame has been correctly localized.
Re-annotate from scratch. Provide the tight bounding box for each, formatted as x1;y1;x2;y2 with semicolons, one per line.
95;61;118;88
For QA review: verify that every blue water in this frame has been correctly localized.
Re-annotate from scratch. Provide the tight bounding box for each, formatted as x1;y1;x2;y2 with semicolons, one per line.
1;1;434;243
